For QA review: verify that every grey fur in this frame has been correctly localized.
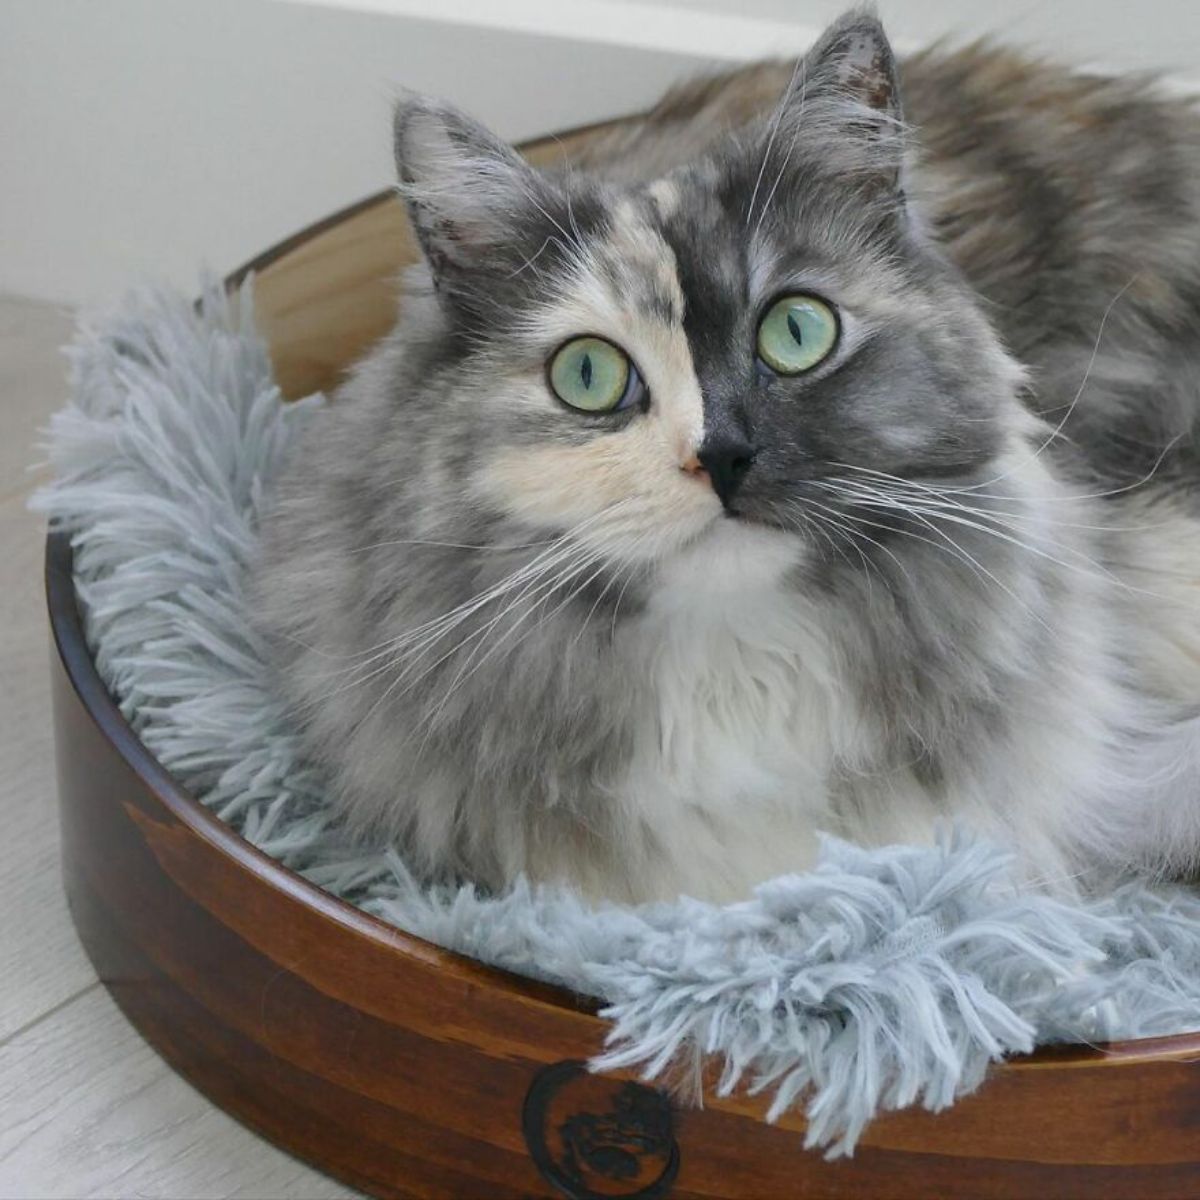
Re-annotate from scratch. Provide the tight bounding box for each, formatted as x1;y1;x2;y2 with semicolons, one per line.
253;11;1200;903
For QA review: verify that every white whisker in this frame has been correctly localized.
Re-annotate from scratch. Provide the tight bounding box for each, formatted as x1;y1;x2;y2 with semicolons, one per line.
743;56;805;229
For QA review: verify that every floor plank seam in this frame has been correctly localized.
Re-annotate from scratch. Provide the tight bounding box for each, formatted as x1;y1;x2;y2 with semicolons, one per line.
0;979;102;1051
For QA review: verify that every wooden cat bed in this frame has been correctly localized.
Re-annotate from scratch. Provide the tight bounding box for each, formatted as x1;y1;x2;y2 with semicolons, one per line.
47;120;1200;1200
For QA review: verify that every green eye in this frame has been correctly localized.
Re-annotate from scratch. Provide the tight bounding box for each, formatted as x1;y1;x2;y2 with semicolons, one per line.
756;294;840;376
549;337;634;413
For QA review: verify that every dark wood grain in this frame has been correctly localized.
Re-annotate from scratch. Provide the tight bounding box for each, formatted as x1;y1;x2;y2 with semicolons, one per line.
45;116;1200;1199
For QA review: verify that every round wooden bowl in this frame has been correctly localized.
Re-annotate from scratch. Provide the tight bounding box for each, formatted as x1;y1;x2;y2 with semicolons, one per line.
47;121;1200;1200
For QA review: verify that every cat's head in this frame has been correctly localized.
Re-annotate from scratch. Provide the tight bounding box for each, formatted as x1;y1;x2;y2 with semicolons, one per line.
390;11;1029;572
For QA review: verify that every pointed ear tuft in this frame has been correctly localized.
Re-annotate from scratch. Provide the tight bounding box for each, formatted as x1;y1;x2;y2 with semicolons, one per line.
804;8;902;120
392;95;541;285
750;7;907;215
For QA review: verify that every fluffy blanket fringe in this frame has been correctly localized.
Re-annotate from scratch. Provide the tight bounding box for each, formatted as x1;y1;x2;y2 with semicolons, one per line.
32;281;1200;1155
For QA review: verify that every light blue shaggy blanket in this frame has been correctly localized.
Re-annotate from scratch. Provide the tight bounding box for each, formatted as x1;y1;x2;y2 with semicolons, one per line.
34;282;1200;1155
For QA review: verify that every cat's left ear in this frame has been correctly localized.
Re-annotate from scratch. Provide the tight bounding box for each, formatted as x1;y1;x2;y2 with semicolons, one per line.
393;95;548;294
802;9;903;124
774;10;907;196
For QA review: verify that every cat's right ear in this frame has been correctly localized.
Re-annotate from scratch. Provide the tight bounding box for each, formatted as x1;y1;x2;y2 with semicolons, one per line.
393;95;544;292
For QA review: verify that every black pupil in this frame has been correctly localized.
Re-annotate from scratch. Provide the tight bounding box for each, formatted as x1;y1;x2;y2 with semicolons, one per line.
787;311;804;345
581;352;593;389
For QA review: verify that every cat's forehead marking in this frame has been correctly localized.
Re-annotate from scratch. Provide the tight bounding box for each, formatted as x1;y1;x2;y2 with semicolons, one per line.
542;195;707;459
606;201;705;453
481;201;711;544
646;178;681;219
593;196;686;327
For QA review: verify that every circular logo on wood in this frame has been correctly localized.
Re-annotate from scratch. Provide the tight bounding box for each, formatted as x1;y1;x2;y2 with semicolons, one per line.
522;1060;679;1199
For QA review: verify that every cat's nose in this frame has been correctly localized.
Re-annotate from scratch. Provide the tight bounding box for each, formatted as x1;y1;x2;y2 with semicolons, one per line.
697;435;757;509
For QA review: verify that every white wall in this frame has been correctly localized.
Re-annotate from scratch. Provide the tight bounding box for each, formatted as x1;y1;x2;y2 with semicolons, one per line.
2;0;1197;306
649;0;1200;77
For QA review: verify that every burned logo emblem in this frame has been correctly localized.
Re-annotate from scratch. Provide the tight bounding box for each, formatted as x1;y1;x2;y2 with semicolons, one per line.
523;1060;679;1199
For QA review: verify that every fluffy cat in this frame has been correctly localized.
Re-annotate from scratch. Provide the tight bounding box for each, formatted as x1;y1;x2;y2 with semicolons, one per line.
253;10;1200;904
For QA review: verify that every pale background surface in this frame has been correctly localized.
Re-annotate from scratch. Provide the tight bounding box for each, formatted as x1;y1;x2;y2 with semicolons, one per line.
2;0;1199;305
1;1;1198;1196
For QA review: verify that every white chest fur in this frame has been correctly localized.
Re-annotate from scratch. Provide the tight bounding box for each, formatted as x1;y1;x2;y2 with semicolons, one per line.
617;523;849;900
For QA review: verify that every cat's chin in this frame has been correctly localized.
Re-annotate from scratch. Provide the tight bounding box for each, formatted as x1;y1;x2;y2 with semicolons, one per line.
714;507;803;541
653;516;805;602
680;510;807;571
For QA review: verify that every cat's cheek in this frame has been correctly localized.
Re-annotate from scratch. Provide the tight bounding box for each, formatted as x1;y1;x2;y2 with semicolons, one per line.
476;428;720;557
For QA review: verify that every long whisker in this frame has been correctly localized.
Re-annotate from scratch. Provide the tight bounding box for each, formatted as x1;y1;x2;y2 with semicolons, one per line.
514;178;588;261
802;493;984;595
390;512;642;685
358;545;605;735
345;534;560;556
572;533;652;652
414;537;634;743
780;497;900;597
788;502;883;602
373;500;645;725
951;274;1138;495
817;477;1133;590
774;500;855;573
507;235;555;280
751;69;807;243
287;502;637;712
328;534;593;678
831;462;1174;533
393;544;602;698
814;480;1061;631
802;496;921;589
287;537;596;714
744;56;805;229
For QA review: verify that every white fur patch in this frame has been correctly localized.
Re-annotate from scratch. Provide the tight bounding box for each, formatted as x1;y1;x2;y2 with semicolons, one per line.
1109;493;1200;705
612;522;854;900
646;177;681;219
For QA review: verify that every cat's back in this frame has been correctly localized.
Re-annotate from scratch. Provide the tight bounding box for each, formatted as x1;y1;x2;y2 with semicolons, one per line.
903;46;1200;348
906;47;1200;490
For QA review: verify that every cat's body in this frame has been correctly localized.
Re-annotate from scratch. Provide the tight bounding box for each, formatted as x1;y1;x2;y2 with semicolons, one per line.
254;13;1200;903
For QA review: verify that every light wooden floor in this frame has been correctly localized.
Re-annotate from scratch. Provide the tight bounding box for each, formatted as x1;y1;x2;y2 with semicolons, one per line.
0;295;359;1200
